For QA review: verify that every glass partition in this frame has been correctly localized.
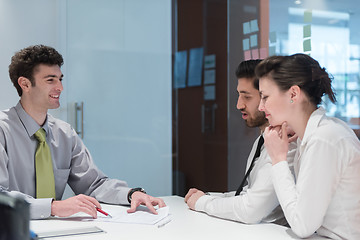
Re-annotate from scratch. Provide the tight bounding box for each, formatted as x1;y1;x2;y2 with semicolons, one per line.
269;0;360;137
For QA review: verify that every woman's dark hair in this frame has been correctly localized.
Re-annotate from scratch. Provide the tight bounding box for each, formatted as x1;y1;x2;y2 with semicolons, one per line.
255;53;336;106
235;59;262;90
9;45;64;96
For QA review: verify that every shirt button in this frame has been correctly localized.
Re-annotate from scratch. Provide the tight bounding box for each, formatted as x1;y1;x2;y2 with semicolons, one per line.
41;215;45;218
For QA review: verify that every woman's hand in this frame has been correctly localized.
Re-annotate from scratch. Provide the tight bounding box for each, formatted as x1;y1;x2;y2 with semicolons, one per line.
285;124;298;143
264;122;290;165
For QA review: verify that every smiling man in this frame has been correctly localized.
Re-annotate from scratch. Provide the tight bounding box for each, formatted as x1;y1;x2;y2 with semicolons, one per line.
184;60;296;225
0;45;165;219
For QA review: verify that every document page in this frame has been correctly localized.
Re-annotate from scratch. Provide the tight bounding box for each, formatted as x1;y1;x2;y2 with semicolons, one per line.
86;206;170;225
36;226;105;239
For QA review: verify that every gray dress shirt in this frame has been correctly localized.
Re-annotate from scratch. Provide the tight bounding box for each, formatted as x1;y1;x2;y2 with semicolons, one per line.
0;102;131;219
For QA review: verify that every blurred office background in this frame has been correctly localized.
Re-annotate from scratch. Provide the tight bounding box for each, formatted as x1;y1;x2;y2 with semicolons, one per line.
0;0;359;197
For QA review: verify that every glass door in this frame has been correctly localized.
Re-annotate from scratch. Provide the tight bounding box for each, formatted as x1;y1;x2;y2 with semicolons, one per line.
64;0;172;196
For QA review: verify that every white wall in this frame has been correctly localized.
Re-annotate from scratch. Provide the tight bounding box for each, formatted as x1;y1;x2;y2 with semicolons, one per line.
0;0;63;111
0;0;172;197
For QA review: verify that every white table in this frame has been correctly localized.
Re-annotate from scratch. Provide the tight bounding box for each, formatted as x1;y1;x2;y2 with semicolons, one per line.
31;196;326;239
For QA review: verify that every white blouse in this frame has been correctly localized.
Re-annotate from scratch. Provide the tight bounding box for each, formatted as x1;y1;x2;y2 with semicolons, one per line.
272;107;360;239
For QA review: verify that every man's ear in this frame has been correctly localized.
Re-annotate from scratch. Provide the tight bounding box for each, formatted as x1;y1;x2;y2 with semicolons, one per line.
18;77;32;93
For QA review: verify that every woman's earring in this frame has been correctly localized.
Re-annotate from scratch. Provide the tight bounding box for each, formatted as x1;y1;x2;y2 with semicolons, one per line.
290;99;294;103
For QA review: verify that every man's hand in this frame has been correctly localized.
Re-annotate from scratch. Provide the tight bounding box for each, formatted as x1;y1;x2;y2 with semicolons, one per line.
184;188;205;210
51;194;101;218
184;188;199;202
127;192;166;215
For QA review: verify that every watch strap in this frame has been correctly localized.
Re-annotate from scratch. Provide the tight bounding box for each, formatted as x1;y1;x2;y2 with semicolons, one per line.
127;187;146;203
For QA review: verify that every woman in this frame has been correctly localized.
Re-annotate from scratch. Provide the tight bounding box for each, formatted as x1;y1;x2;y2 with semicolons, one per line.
256;53;360;239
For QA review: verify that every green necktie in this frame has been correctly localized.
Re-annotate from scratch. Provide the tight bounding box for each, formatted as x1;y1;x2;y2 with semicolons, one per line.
34;128;56;199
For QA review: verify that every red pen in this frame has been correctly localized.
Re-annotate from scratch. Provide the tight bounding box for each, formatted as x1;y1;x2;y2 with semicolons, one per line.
96;207;112;218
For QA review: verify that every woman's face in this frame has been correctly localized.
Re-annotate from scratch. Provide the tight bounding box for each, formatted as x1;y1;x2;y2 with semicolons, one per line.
258;76;291;126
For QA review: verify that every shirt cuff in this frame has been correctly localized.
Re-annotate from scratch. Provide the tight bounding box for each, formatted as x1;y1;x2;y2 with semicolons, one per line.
271;160;295;207
205;192;226;197
27;198;53;219
272;160;289;176
271;161;291;193
195;195;216;212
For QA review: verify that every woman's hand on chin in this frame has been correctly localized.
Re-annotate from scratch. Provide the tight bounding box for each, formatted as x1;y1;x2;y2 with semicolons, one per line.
264;122;289;165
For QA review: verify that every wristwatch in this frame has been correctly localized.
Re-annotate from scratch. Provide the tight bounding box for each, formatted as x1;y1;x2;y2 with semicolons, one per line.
127;187;146;203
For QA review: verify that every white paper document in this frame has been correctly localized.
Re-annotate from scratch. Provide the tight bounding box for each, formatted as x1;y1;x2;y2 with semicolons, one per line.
36;226;105;239
86;206;170;225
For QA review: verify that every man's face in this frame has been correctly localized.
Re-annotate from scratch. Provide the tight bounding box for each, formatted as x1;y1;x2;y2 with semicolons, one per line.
236;77;267;128
26;64;63;113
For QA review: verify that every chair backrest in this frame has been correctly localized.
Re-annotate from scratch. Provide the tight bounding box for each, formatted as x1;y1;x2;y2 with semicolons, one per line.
0;193;30;240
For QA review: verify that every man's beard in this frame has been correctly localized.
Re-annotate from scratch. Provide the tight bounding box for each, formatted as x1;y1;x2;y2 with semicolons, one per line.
245;111;267;128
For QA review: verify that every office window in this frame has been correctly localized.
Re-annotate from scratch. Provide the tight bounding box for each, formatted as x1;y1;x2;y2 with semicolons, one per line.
270;0;360;136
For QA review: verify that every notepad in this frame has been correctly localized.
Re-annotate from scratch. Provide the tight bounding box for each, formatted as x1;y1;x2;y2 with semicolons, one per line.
86;206;170;225
36;226;105;239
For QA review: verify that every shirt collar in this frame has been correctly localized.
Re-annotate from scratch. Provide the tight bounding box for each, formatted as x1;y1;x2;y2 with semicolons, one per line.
15;101;50;138
301;107;326;146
